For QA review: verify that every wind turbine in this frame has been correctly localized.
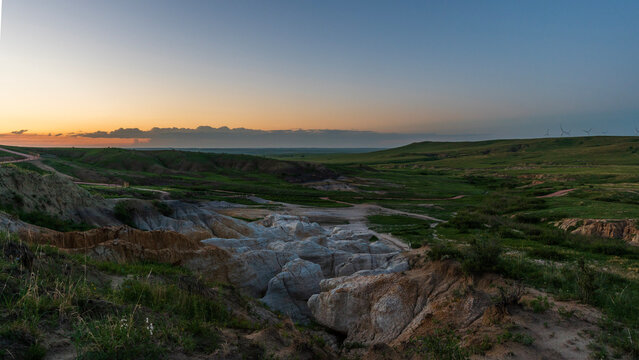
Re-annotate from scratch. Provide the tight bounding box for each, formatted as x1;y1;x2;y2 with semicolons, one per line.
560;125;571;136
544;129;550;137
634;124;639;136
582;128;592;136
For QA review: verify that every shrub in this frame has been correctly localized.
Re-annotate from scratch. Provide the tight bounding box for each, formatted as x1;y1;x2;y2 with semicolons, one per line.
72;314;164;360
497;328;534;346
461;237;502;275
527;247;568;261
152;200;173;217
527;296;552;313
514;213;542;224
480;195;547;215
529;228;565;246
445;211;484;232
113;201;136;227
492;284;524;312
427;242;463;261
575;259;596;303
408;327;470;360
181;321;221;353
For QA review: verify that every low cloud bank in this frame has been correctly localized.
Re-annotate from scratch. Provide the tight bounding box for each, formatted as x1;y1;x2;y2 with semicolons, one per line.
74;126;470;148
0;126;482;148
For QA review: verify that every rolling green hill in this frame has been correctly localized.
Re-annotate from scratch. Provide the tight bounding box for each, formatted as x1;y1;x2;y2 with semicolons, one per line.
32;147;337;183
284;136;639;167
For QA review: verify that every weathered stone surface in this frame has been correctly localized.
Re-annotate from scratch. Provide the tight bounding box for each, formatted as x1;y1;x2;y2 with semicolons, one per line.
132;200;255;240
261;259;324;321
555;218;639;244
308;261;473;345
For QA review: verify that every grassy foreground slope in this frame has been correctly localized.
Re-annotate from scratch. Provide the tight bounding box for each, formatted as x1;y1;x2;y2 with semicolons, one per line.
0;233;334;359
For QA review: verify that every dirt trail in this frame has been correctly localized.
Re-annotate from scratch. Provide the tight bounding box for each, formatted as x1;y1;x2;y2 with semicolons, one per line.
537;189;576;198
74;182;171;199
0;147;40;164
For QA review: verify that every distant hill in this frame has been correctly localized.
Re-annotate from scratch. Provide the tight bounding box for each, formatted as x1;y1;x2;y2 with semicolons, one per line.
28;147;339;183
295;136;639;167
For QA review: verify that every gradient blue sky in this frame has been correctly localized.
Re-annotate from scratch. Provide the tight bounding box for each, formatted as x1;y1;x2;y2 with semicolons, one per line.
1;0;638;145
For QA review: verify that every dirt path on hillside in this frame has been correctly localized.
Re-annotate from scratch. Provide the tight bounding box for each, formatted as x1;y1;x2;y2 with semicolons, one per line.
0;147;40;164
537;189;576;198
74;182;171;199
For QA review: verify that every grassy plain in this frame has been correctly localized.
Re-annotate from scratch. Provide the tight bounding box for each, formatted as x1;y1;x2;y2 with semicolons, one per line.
4;136;639;357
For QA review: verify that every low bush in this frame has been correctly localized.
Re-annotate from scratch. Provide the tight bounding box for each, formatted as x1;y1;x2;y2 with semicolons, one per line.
72;314;164;360
407;327;470;360
113;200;136;227
427;242;463;261
526;247;568;261
445;211;484;232
461;237;502;275
513;213;542;224
152;200;173;216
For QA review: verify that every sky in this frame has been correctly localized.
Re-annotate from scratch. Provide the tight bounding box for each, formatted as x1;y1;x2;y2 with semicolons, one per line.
0;0;638;147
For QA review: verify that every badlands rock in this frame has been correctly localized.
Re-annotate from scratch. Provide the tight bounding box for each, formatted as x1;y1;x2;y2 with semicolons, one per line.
129;200;255;240
261;258;324;321
257;214;328;239
4;191;410;323
266;239;351;277
555;218;639;244
226;250;300;297
308;261;486;345
334;253;406;277
199;213;409;320
328;239;397;255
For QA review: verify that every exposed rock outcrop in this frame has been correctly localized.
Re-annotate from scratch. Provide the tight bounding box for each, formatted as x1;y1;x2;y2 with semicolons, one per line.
199;214;408;309
261;259;324;321
555;218;639;244
308;261;470;345
308;259;604;360
6;208;408;323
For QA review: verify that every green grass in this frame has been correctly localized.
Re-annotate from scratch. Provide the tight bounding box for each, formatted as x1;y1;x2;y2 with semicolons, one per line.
5;137;639;357
407;327;470;360
367;215;435;248
433;191;639;357
281;136;639;166
11;162;52;176
0;233;258;359
0;206;93;232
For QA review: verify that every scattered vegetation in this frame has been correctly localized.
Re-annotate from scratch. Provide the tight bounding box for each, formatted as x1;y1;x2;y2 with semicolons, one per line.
0;205;92;232
367;215;434;248
6;137;639;358
407;327;470;360
113;200;137;227
0;232;263;359
152;200;173;216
